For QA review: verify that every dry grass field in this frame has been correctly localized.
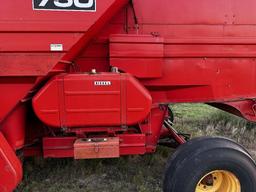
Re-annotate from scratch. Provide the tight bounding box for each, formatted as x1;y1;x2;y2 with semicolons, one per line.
16;104;256;192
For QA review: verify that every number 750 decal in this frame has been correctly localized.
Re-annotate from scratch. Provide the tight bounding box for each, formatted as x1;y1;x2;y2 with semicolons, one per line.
33;0;96;11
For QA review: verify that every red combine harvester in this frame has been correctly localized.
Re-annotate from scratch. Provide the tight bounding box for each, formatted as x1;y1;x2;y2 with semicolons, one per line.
1;0;256;191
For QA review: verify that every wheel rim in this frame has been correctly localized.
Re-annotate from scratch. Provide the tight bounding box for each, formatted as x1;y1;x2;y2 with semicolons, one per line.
195;170;241;192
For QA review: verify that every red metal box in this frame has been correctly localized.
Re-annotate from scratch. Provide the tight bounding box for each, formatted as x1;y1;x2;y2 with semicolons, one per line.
33;73;152;128
110;35;164;78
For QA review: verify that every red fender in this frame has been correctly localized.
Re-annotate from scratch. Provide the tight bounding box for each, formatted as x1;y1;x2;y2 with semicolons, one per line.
0;132;22;192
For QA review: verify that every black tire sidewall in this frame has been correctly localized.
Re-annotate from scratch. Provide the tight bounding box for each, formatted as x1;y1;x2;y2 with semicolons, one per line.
169;148;256;192
164;137;251;191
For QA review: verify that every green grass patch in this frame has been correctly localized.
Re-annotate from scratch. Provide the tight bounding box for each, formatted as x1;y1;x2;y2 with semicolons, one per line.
16;104;256;192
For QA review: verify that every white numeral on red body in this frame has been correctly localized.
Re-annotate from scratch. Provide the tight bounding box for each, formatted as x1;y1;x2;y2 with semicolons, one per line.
54;0;72;8
39;0;94;8
39;0;49;6
74;0;93;8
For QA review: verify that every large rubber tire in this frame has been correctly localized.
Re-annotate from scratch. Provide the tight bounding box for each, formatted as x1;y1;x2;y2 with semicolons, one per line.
163;136;256;192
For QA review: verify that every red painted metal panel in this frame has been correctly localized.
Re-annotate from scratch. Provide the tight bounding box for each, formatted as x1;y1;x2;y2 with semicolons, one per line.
3;2;256;191
108;33;256;105
112;58;163;78
1;104;27;150
164;41;256;58
110;35;164;78
142;57;256;103
135;0;256;25
119;134;146;155
33;73;152;127
43;137;76;158
0;132;22;191
0;33;80;52
0;0;130;138
0;77;36;122
0;0;128;76
43;134;147;158
210;100;256;122
61;0;129;64
0;53;63;76
140;105;167;150
135;0;231;25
